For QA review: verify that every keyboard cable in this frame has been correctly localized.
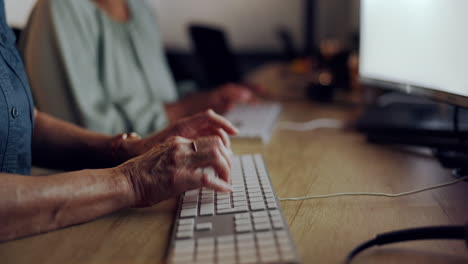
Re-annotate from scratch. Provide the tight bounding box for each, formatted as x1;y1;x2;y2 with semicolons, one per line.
278;175;468;263
279;175;468;201
276;118;345;132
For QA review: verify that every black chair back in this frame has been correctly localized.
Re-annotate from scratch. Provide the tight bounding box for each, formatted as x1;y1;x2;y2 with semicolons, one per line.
189;24;241;89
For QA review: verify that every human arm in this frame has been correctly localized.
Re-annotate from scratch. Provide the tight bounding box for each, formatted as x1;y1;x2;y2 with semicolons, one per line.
32;108;237;170
165;83;257;121
1;135;232;242
0;168;131;241
32;109;116;170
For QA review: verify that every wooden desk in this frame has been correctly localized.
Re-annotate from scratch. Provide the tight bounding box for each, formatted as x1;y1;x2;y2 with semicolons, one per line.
1;101;467;264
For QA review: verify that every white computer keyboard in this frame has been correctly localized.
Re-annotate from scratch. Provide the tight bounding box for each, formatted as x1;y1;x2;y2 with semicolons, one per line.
166;154;300;264
224;103;281;143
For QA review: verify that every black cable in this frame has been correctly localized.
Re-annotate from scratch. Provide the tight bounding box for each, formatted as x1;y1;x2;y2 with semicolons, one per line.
345;224;468;264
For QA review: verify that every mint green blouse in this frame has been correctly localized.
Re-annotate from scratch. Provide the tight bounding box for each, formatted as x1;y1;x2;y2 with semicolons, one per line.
21;0;178;136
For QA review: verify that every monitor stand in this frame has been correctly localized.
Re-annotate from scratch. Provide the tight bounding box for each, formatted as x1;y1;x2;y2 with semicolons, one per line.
356;93;468;157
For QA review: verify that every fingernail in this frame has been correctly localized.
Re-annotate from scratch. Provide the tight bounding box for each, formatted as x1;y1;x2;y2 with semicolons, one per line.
209;175;233;192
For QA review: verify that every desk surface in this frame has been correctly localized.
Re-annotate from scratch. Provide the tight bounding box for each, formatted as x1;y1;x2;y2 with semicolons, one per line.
1;101;467;264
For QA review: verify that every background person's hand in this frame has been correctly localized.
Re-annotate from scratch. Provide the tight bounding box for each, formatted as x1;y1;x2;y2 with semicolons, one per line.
207;83;256;113
165;83;257;121
118;136;233;207
119;109;238;160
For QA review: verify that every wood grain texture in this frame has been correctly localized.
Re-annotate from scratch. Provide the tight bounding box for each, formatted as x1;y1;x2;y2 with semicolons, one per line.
1;101;467;264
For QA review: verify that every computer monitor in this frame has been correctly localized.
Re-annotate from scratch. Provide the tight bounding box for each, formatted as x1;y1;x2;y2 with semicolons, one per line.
359;0;468;107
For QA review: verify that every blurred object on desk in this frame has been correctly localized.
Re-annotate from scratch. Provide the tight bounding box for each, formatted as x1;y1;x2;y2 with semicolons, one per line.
245;61;314;100
246;39;362;105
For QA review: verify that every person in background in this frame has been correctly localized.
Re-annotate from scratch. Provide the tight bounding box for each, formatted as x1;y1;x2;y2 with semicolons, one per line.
20;0;261;136
0;0;236;242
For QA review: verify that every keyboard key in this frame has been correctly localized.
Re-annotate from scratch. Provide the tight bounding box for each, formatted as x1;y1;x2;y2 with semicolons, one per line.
174;239;195;247
253;217;269;224
267;202;278;209
217;203;232;210
232;206;249;213
235;213;250;220
250;202;266;211
176;231;194;239
177;225;194;232
217;235;234;244
182;202;197;209
195;222;213;231
199;208;214;216
233;196;247;202
216;208;236;214
179;219;194;225
232;192;246;197
180;208;197;218
235;219;252;226
248;192;263;198
198;237;215;245
235;225;252;233
254;223;271;231
236;233;255;242
273;220;284;229
247;187;261;193
269;210;280;216
249;196;265;203
270;215;282;221
216;198;231;205
256;231;274;240
237;239;256;249
252;211;268;218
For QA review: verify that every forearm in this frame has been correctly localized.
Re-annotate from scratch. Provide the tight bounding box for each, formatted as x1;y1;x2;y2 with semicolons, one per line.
165;91;211;122
0;168;133;242
32;110;116;170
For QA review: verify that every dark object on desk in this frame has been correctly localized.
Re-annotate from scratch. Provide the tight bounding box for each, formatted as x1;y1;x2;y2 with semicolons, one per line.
306;70;335;103
434;149;468;169
189;24;241;89
317;50;350;91
356;102;468;151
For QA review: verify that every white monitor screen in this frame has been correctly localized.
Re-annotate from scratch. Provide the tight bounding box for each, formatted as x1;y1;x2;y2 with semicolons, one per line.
359;0;468;100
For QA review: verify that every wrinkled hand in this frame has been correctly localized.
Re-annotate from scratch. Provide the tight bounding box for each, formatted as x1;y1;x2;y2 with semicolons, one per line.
157;109;237;147
119;136;233;207
120;110;238;160
165;83;262;121
208;83;256;113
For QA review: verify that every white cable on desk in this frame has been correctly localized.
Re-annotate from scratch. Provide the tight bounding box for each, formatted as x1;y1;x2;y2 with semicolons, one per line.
279;175;468;201
276;118;344;132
